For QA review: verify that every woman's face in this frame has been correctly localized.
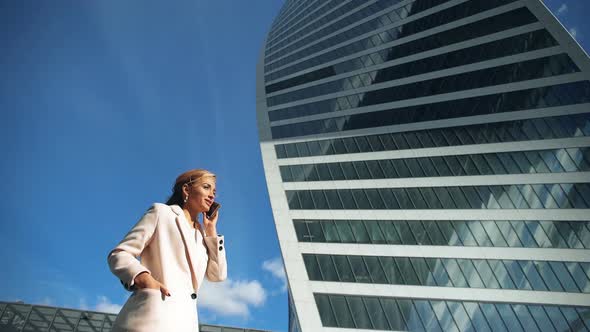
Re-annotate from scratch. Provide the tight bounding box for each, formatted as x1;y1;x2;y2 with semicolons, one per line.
187;176;216;213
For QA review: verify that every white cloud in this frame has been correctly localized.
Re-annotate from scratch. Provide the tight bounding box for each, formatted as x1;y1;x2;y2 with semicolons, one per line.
262;257;287;292
557;3;568;15
199;279;267;319
95;296;123;314
569;27;578;39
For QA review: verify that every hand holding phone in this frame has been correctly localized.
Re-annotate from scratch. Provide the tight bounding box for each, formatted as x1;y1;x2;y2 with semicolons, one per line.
206;202;221;219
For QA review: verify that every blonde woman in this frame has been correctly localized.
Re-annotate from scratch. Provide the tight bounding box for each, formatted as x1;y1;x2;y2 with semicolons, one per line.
108;169;226;331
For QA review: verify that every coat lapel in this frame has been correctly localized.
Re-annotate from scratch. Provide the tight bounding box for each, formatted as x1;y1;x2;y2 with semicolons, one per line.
170;205;199;291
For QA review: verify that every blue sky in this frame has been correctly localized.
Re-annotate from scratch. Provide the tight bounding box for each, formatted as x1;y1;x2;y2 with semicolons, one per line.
0;1;286;331
0;1;586;331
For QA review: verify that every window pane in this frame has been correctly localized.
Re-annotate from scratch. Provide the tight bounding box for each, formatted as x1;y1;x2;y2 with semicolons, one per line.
365;256;388;284
335;221;356;242
409;221;432;245
350;221;370;243
352;189;372;209
467;221;493;246
518;260;548;291
380;256;405;284
327;163;345;180
286;191;301;209
363;297;391;330
380;221;402;244
349;256;371;283
298;190;314;208
330;295;355;328
528;305;556;332
549;261;579;292
453;221;478;246
396;257;420;285
487;260;515;289
321;220;340;243
446;301;475;332
303;255;322;280
364;220;386;244
325;190;344;209
503;260;532;290
426;258;453;287
380;298;406;330
443;259;468;287
365;189;386;209
473;259;501;288
423;221;446;245
513;305;541;332
535;261;564;291
397;221;418;244
307;221;326;242
544;306;570;332
380;188;401;209
397;299;424;331
411;257;435;286
311;190;329;209
353;161;371;179
565;262;590;292
293;221;310;242
280;166;293;182
481;221;509;247
317;255;339;281
496;304;524;332
434;187;456;208
496;221;523;247
524;221;551;248
333;255;355;282
511;221;539;247
414;300;442;332
462;302;492;332
315;294;337;327
316;163;332;181
347;296;373;329
431;300;459;332
439;221;463;246
457;259;486;288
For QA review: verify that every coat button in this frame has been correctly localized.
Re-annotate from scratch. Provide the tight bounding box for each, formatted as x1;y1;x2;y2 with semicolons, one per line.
219;239;223;245
191;293;197;300
219;246;223;251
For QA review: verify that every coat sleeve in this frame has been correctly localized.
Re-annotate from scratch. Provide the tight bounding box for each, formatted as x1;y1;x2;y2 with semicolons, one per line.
107;204;160;290
203;235;227;282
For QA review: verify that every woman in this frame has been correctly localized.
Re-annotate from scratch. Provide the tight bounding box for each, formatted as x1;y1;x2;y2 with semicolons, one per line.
108;169;227;331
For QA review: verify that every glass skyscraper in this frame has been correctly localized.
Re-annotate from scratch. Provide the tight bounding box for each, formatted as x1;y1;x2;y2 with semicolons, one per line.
257;0;590;331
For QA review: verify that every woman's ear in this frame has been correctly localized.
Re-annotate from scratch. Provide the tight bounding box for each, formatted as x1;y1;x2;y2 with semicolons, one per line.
182;184;190;197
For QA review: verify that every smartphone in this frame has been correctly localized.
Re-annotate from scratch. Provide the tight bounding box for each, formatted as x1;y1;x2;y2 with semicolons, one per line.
206;202;221;219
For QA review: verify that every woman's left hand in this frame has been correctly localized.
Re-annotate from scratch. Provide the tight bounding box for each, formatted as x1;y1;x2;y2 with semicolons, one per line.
202;211;219;237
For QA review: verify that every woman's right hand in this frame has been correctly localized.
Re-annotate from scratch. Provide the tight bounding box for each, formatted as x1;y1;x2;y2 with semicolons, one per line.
134;272;171;297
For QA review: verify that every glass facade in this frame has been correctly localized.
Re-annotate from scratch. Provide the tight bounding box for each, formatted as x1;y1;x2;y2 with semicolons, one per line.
271;81;590;139
314;294;590;331
267;29;559;105
0;301;272;332
286;183;590;210
280;147;590;182
303;254;590;292
275;113;590;158
293;219;590;249
257;0;590;330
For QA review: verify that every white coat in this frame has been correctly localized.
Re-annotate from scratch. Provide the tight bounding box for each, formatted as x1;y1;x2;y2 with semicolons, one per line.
108;203;227;332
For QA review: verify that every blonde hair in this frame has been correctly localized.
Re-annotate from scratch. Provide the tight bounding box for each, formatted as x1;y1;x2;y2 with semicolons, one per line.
166;169;216;206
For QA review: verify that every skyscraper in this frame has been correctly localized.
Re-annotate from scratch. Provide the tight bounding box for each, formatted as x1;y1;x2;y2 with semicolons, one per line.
256;0;590;331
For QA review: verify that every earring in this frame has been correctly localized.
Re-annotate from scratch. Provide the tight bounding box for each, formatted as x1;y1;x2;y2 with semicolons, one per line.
184;195;189;203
